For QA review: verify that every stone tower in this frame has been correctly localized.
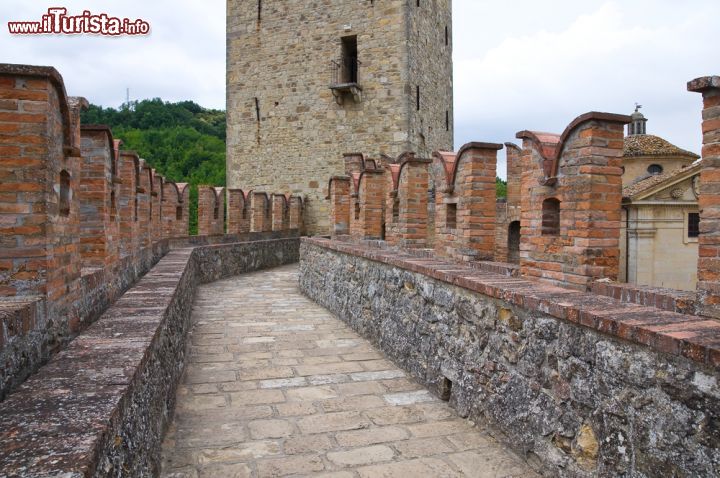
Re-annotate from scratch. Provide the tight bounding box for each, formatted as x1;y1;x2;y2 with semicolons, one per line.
226;0;454;234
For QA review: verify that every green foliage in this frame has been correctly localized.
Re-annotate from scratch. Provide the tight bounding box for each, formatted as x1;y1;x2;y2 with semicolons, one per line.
81;99;226;235
496;177;507;198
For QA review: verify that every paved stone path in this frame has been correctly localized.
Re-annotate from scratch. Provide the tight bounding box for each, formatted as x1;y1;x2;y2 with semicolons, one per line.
160;265;537;478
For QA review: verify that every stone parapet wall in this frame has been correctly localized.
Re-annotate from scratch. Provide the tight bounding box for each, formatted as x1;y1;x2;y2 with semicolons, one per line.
0;237;300;477
0;240;169;400
299;238;720;477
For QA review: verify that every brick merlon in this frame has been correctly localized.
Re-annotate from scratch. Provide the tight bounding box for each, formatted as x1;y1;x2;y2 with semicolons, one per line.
517;112;631;183
687;76;720;92
81;125;116;166
0;63;75;156
450;141;503;187
326;176;351;199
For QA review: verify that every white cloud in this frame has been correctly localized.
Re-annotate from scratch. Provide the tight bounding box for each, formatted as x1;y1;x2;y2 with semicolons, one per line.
0;0;716;179
454;0;718;177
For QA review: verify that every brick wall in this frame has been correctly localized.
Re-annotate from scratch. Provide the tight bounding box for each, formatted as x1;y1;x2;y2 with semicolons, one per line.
432;143;502;261
151;170;163;242
349;168;386;240
271;194;288;231
288;195;304;234
227;188;250;234
328;176;351;237
250;192;271;233
688;76;720;318
118;151;139;259
78;125;119;269
198;185;225;236
387;156;432;248
137;160;153;248
518;113;630;291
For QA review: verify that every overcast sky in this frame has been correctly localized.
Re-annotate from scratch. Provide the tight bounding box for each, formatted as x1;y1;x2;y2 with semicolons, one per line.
1;1;717;178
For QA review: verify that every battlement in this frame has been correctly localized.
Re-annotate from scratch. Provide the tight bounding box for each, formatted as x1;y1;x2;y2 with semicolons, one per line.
0;64;302;399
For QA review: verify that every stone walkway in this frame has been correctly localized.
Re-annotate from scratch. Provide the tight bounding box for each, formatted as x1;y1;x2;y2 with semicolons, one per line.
160;265;537;478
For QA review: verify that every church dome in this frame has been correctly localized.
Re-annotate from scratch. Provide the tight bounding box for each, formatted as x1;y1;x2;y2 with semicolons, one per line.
624;134;699;159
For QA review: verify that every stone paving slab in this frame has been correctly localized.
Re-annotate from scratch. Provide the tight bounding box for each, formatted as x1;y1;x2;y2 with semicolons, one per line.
160;265;538;478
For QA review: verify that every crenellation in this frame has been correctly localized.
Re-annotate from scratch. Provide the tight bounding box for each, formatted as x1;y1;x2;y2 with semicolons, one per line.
117;150;140;259
78;124;119;270
197;185;225;236
227;188;250;234
271;193;288;232
250;191;272;233
689;76;720;318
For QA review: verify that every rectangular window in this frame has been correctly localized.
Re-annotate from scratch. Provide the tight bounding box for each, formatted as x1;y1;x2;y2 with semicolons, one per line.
341;36;358;83
446;110;449;131
445;26;449;46
446;203;457;229
688;212;700;238
416;86;420;111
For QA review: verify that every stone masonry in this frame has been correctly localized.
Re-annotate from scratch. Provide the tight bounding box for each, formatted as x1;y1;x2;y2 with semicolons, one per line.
227;0;453;235
160;265;536;478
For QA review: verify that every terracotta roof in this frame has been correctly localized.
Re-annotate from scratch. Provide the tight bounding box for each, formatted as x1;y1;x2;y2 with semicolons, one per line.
624;134;699;159
623;161;701;199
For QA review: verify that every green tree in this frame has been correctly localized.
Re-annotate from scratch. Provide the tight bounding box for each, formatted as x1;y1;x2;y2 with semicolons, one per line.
82;99;226;235
496;177;507;198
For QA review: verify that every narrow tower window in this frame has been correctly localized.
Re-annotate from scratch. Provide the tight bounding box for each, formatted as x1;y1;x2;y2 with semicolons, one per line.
341;36;358;83
416;86;420;111
446;203;457;229
59;170;71;217
176;205;183;220
542;198;561;236
446;110;450;131
445;26;449;46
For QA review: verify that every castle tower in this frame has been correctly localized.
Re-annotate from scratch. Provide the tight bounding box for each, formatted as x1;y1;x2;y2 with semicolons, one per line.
227;0;453;235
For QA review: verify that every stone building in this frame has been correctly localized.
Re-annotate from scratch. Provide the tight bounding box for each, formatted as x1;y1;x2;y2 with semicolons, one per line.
226;0;453;234
619;108;701;290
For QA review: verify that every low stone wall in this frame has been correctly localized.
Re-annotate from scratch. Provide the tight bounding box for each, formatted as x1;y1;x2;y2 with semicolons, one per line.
299;238;720;477
0;237;300;477
0;241;169;401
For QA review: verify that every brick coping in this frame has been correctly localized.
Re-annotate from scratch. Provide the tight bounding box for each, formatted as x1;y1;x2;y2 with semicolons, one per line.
304;237;720;370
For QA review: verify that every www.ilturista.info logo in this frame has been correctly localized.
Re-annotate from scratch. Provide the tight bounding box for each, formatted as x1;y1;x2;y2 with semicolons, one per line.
8;8;150;35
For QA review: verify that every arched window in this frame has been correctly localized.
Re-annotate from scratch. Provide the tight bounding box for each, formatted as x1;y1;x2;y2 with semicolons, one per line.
541;198;560;236
59;170;71;217
647;164;663;175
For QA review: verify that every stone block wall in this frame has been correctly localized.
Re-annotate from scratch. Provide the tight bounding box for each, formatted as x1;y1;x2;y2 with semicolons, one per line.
518;113;629;291
227;188;250;234
226;0;453;235
0;237;300;476
78;125;120;269
300;238;720;478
